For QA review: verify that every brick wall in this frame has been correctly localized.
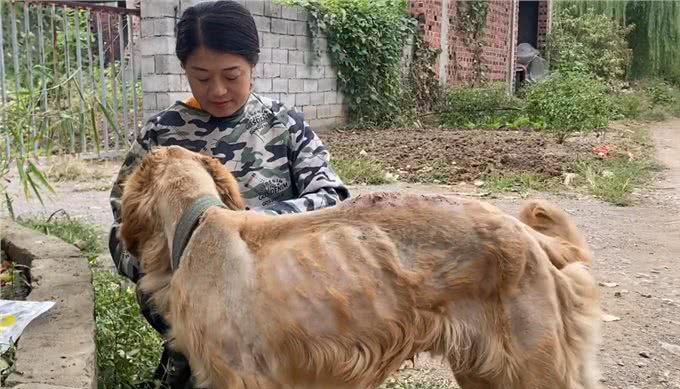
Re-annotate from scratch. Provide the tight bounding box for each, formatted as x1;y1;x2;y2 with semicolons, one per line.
537;0;551;52
447;0;516;84
140;0;346;130
408;0;550;87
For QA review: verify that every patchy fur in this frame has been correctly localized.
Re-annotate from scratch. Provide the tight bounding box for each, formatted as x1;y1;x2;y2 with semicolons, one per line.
120;146;602;389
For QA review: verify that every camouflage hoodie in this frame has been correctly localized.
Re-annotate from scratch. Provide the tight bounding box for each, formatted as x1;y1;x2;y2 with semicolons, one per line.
108;92;350;283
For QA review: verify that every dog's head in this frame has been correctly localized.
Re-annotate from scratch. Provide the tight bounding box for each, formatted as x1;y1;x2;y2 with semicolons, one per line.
119;146;245;270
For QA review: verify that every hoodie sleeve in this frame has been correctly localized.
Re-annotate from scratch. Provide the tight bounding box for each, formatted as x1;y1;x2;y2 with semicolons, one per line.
252;108;350;215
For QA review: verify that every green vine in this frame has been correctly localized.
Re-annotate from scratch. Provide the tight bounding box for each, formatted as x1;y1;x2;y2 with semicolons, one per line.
280;0;416;127
456;0;489;84
406;32;442;113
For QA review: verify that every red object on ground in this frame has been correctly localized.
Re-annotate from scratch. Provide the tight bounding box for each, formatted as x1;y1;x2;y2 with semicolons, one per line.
593;145;612;158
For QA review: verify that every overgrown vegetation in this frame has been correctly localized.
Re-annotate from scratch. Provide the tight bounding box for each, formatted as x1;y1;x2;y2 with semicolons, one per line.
554;0;680;84
1;1;141;217
281;0;416;127
94;271;163;389
611;79;680;121
437;3;679;142
440;84;526;128
525;72;611;142
404;32;442;115
547;6;633;84
18;215;162;388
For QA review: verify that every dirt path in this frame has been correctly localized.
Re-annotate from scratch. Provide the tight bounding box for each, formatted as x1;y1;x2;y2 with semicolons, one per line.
2;119;680;388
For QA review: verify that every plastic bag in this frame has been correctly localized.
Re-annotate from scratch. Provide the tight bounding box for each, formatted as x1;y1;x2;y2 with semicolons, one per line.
0;299;55;353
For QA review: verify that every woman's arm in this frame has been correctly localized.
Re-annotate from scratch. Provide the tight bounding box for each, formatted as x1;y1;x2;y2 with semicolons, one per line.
253;109;350;215
108;123;157;283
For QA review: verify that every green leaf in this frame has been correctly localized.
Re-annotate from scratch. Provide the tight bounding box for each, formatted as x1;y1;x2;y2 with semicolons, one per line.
27;160;55;194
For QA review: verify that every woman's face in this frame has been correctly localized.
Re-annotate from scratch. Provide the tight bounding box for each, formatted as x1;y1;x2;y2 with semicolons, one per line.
183;46;253;117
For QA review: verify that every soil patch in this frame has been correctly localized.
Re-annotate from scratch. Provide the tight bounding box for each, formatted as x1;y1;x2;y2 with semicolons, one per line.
323;127;596;184
0;249;31;301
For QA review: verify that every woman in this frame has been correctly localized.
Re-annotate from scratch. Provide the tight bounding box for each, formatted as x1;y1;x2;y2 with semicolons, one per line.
107;1;350;387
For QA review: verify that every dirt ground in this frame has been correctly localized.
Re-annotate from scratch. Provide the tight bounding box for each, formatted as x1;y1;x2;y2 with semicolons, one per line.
2;119;680;389
322;127;606;184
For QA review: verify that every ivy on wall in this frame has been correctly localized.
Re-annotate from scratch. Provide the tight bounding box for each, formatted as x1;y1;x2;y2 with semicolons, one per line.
405;32;442;113
280;0;416;127
455;0;489;85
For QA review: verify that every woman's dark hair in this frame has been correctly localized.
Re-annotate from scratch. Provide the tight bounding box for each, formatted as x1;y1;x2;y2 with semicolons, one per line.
175;1;260;65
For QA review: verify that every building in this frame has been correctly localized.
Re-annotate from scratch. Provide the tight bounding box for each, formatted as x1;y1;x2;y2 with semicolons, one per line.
409;0;551;87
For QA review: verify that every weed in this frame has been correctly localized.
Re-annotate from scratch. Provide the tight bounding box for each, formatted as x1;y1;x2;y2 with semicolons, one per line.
574;157;658;206
332;159;398;185
94;271;163;389
0;342;17;386
639;107;669;122
611;92;650;120
484;173;558;194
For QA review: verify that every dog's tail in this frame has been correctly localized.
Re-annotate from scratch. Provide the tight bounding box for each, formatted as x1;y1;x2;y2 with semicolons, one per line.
518;200;592;269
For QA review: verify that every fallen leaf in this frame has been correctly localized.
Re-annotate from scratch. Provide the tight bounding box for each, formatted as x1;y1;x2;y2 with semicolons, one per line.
599;282;619;288
602;314;621;322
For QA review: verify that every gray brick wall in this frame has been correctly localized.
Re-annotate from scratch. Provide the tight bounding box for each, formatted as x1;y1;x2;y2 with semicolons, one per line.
140;0;347;130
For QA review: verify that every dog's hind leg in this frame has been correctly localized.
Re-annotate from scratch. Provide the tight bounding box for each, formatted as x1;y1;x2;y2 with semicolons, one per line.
518;200;592;268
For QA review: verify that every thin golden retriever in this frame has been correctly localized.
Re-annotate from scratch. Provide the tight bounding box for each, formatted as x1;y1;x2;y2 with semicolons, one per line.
120;145;602;389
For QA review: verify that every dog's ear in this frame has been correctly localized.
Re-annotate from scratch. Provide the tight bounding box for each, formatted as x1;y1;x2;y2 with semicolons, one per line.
199;155;246;210
119;152;162;259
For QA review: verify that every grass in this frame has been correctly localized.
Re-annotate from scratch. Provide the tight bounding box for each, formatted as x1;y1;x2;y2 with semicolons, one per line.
18;211;103;263
332;158;398;185
44;156;112;182
483;172;559;195
414;161;455;185
639;107;669;122
574;157;659;206
18;214;163;388
94;271;163;389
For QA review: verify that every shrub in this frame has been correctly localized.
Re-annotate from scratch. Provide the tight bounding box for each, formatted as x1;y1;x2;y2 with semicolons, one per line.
525;72;611;142
283;0;416;127
643;79;677;106
611;92;649;120
547;6;633;83
440;84;523;128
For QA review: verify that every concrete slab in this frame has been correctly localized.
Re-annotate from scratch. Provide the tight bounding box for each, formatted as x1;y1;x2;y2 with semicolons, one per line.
1;219;82;265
